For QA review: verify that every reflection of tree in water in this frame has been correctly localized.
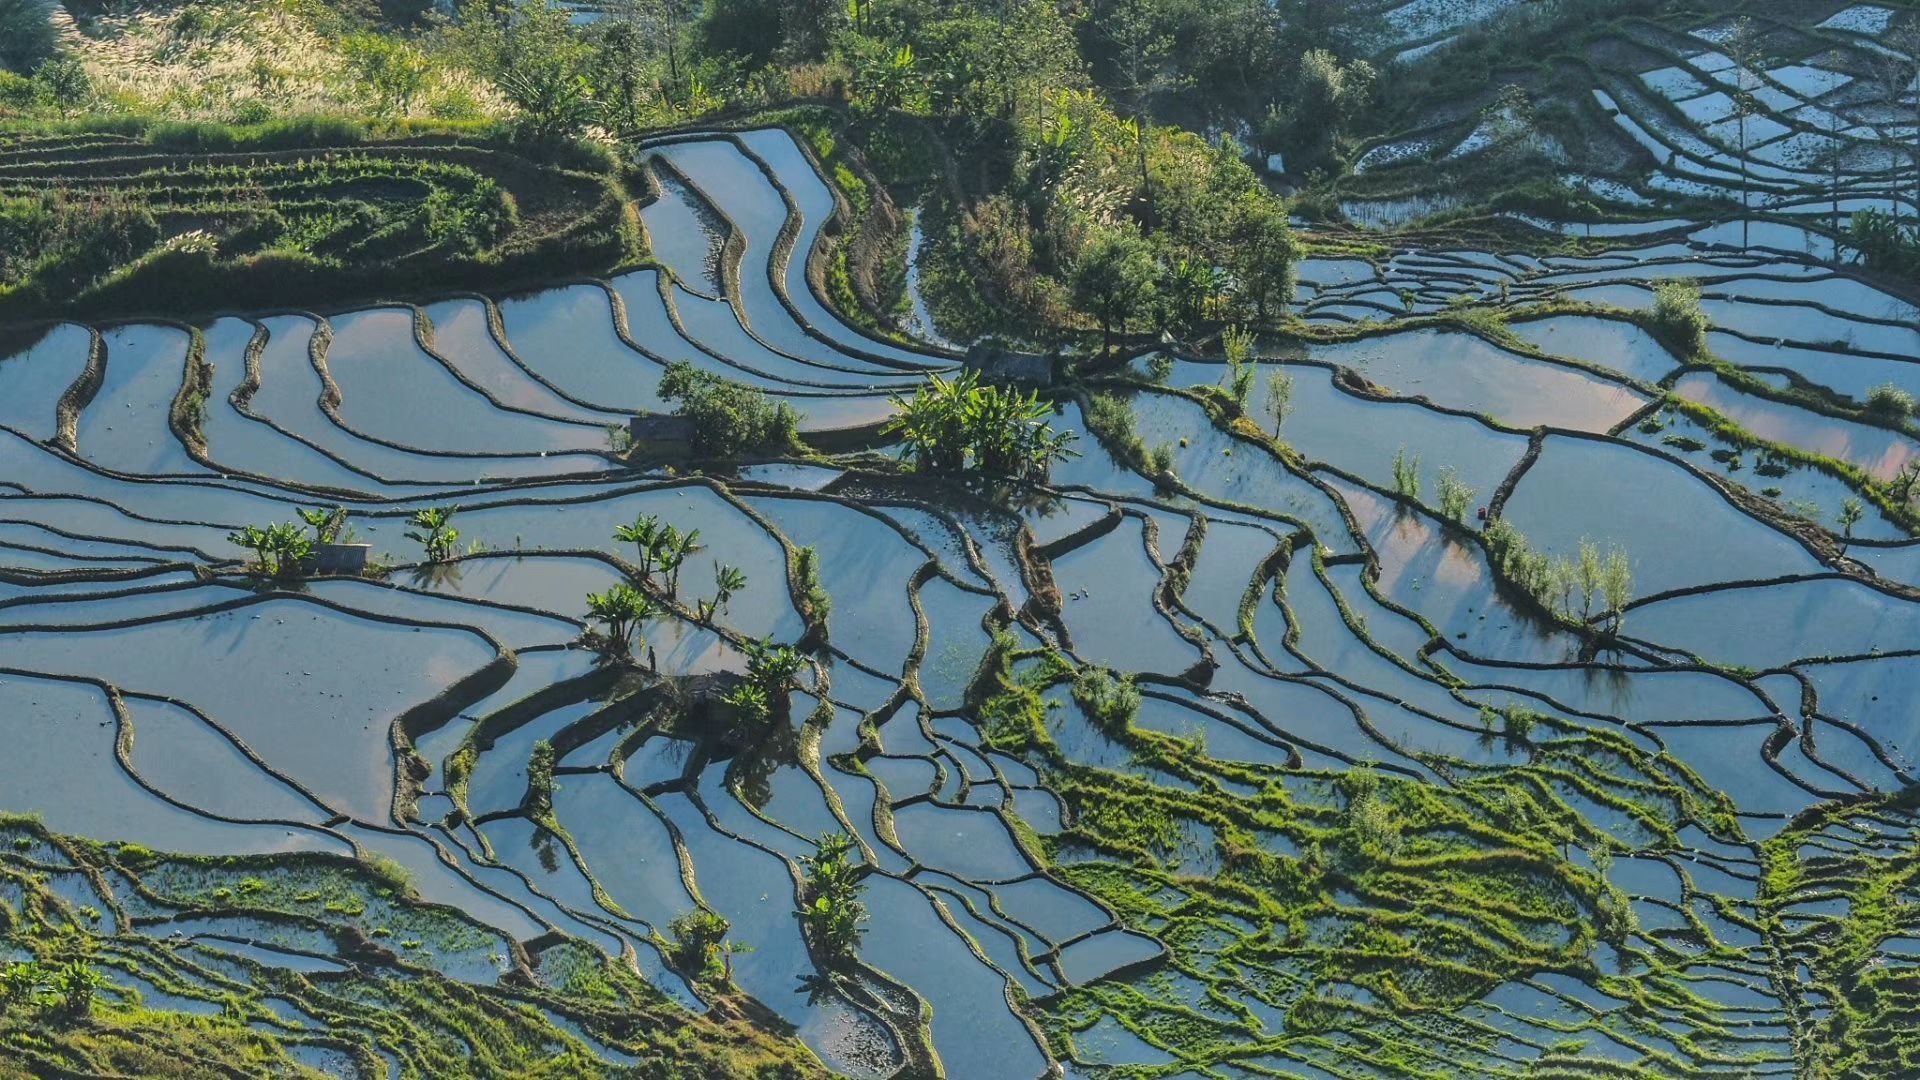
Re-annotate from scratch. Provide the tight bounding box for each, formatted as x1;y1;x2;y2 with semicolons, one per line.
795;971;839;1009
793;939;907;1073
622;730;696;781
406;560;466;590
997;481;1064;522
725;715;800;813
838;471;1051;545
1579;661;1635;712
529;824;561;875
237;575;312;601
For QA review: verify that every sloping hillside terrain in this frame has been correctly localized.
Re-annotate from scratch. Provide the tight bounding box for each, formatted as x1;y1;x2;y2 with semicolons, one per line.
2;1;1920;1078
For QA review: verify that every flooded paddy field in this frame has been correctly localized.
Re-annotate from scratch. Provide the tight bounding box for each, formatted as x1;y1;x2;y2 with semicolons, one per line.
4;51;1920;1076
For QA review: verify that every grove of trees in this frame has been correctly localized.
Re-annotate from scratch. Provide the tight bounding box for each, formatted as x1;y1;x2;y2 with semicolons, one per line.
0;0;1397;339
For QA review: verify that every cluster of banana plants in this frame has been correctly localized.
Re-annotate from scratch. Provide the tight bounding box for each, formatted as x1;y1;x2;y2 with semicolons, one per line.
613;513;706;595
885;371;1078;481
799;832;868;969
584;582;657;657
227;522;313;578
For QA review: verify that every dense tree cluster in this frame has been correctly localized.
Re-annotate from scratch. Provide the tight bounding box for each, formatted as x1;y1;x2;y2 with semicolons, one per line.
658;361;799;457
0;0;58;76
885;370;1078;480
0;0;1372;335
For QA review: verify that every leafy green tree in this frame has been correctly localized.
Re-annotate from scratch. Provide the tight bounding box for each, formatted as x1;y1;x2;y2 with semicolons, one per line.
0;0;57;75
715;637;804;736
966;379;1076;477
694;0;783;67
1071;228;1160;354
1277;0;1340;52
1839;497;1865;549
743;637;805;695
658;362;798;456
1228;196;1299;321
1576;538;1603;620
800;832;867;968
1391;446;1420;499
847;38;922;115
668;910;746;981
777;0;841;61
1436;467;1473;521
342;35;432;117
587;18;649;131
1166;257;1228;332
1223;324;1255;404
1092;0;1184;210
614;514;665;580
27;56;89;111
885;372;971;472
449;0;597;142
659;525;703;596
1848;208;1920;278
1152;0;1283;102
612;515;703;595
1288;48;1375;164
500;64;598;143
916;0;1084;122
526;739;556;816
1265;369;1295;433
642;0;692;101
1650;279;1709;355
721;680;778;738
1599;548;1632;634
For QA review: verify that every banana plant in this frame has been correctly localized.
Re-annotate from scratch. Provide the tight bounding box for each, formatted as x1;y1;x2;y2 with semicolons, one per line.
228;522;313;578
613;514;663;580
743;637;805;695
1;961;41;1007
1168;257;1228;329
884;371;973;473
406;506;460;564
885;371;1077;480
297;506;348;545
656;525;704;597
722;682;772;729
50;961;105;1017
584;582;655;657
700;562;747;620
800;833;867;968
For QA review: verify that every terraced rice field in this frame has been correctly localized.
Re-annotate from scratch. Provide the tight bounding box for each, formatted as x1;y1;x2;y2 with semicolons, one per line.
1348;1;1920;237
6;34;1920;1073
0;123;640;320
